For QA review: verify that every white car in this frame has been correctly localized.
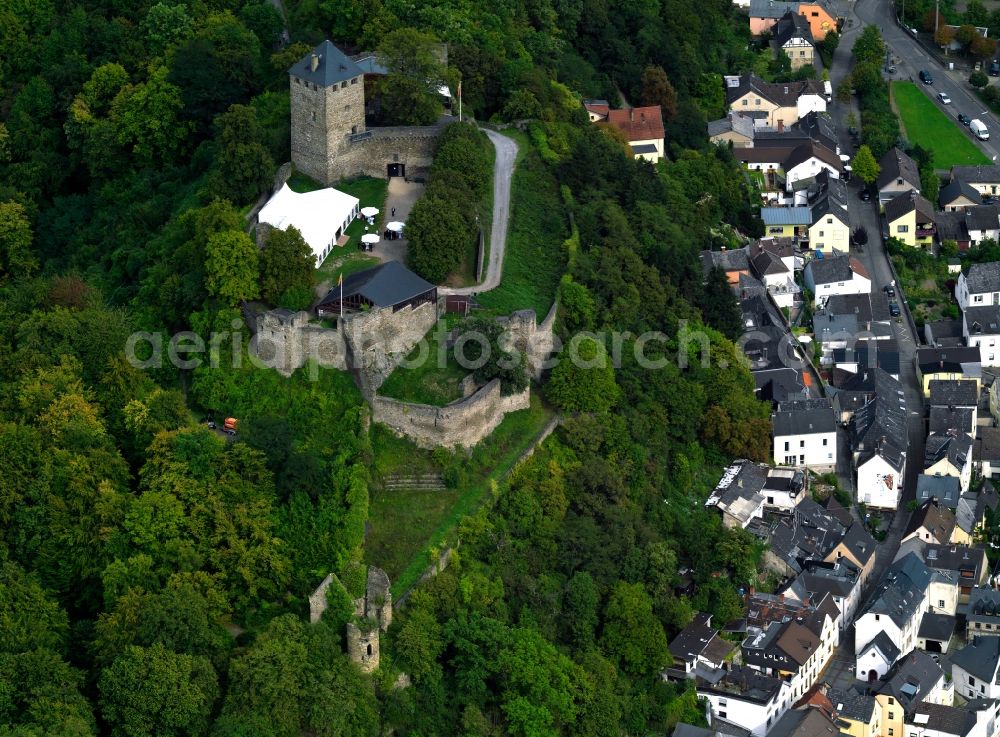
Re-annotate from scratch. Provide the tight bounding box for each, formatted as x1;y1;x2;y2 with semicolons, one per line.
939;92;952;104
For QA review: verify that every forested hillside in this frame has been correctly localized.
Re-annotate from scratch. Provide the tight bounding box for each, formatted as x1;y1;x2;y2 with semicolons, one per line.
0;0;772;734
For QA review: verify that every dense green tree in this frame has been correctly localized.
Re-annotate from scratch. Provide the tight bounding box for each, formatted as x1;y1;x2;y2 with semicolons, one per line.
546;337;620;413
600;582;670;676
0;200;36;279
456;316;529;395
99;643;219;737
852;144;880;185
853;25;887;65
376;28;446;125
143;2;194;54
639;65;678;122
258;226;313;306
205;230;259;304
210;104;274;204
406;196;471;283
0;649;96;736
697;267;742;340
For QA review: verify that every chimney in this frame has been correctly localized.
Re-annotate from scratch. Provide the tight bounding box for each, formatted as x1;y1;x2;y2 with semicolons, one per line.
310;53;319;72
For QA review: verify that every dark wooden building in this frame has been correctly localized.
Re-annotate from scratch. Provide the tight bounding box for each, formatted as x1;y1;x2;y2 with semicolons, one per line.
316;261;437;316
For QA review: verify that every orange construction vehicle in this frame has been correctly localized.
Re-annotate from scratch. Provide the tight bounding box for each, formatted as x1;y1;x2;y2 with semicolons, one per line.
223;417;238;435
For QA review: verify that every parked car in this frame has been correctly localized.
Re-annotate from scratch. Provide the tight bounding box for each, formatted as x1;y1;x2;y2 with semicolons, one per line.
938;91;952;104
889;302;901;317
859;188;872;201
959;113;972;126
991;58;1000;76
884;284;896;298
920;69;933;84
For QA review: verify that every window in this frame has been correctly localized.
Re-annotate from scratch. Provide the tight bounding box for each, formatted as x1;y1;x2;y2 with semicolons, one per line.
800;440;805;448
889;712;894;720
823;438;828;446
837;282;845;287
898;225;909;233
976;295;984;303
351;77;358;84
719;699;727;707
938;600;945;608
769;226;785;234
341;81;347;89
344;105;350;111
888;730;894;737
799;454;804;463
719;711;727;719
971;676;976;685
875;614;880;621
897;177;903;185
756;98;762;105
785;441;790;451
819;231;825;237
743;99;749;106
888;698;894;705
827;217;833;224
311;111;316;122
800;50;806;56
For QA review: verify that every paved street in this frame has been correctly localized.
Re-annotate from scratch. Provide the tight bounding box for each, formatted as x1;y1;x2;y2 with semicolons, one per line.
811;0;931;689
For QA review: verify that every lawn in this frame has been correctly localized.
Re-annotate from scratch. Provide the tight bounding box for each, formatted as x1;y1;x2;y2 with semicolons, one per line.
891;82;990;169
378;317;468;406
364;394;555;595
476;130;567;318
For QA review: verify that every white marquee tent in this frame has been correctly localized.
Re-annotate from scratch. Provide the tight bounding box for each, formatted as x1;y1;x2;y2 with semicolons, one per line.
258;183;360;267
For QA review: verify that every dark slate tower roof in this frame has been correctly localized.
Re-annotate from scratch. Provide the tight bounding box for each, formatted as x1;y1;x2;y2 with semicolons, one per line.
290;40;365;87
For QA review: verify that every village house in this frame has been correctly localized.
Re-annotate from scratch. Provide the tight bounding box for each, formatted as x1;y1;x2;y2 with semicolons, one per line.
956;483;1000;539
827;686;880;737
750;0;838;38
783;141;843;193
854;553;935;677
925;318;967;348
903;498;963;546
772;398;837;469
824;521;878;590
760;206;812;239
773;11;815;70
605;106;665;162
850;369;908;509
976;427;1000;479
905;700;1000;737
664;612;737;682
755;367;809;405
952;636;1000;701
725;75;826;130
929;379;980;440
965;304;1000;367
582;99;610;122
876;147;921;206
708;111;756;148
968;587;1000;638
806;171;850;253
959;262;1000;308
803;254;872;307
763;497;850;576
701;247;751;286
705;460;768;529
916;346;983;396
916;474;963;509
740;605;837;703
697;665;793;737
760;467;807;510
950;163;1000;198
782;559;863;629
750;248;799;308
914;542;990;603
939;179;982;212
924;432;975;497
884;189;937;248
874;651;951;737
764;707;841;737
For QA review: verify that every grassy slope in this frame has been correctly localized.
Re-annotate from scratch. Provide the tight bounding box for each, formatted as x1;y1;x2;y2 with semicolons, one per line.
365;395;555;594
378;318;469;406
892;81;990;169
476;131;567;317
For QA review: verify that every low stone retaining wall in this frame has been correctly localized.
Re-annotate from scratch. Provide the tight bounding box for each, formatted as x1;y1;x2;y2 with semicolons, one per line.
371;378;530;449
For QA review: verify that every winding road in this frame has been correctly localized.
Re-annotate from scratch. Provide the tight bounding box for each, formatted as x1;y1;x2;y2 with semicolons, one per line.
439;129;519;296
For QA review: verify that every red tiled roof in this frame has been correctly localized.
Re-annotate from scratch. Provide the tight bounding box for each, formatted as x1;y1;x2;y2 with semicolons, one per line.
606;106;665;142
585;102;609;117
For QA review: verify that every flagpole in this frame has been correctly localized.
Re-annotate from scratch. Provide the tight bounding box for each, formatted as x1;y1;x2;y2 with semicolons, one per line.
458;81;462;123
339;272;343;319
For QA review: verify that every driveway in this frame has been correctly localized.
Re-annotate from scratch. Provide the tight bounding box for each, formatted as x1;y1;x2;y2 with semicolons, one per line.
375;177;424;264
439;129;518;296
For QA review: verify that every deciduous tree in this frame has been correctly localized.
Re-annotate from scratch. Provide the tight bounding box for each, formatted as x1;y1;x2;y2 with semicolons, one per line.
258;226;313;305
204;230;259;304
639;65;678;121
852;144;880;184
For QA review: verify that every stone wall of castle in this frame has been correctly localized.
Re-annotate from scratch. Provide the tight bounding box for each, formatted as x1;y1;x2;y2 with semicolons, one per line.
252;310;347;378
497;301;558;381
333;126;444;182
371;378;531;449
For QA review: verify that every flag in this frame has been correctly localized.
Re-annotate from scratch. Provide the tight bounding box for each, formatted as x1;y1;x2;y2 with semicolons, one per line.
337;272;343;286
457;81;462;98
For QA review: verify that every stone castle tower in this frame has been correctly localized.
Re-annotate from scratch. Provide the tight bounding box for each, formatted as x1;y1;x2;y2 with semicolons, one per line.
289;40;366;185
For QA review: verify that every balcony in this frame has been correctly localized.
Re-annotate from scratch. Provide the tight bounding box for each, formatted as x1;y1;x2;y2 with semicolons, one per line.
916;226;936;239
